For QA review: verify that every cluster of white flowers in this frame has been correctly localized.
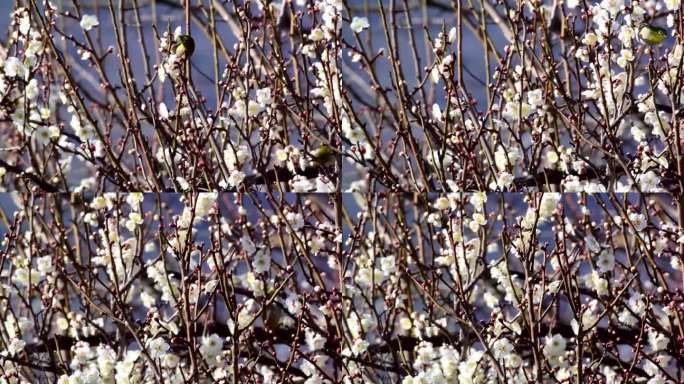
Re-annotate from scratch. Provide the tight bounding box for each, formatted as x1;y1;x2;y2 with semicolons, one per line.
357;190;677;382
1;188;682;383
4;0;684;382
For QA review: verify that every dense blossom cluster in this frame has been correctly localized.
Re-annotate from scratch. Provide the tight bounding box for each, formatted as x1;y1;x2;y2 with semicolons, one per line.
1;0;349;192
0;0;681;192
0;0;684;192
1;192;683;383
1;0;684;383
1;193;340;383
347;193;684;384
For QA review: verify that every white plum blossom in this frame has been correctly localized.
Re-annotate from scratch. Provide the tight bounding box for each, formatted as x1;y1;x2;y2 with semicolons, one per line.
147;338;170;359
539;193;561;218
596;250;615;273
227;170;246;188
305;328;326;351
350;17;370;33
544;334;567;358
637;171;661;192
628;211;648;232
4;57;26;78
80;14;100;31
199;334;224;359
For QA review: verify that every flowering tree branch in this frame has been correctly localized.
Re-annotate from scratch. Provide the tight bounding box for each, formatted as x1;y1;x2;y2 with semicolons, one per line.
0;0;683;383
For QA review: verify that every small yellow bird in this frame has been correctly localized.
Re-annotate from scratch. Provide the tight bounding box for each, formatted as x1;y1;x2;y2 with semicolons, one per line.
175;35;195;58
639;25;668;45
311;145;336;167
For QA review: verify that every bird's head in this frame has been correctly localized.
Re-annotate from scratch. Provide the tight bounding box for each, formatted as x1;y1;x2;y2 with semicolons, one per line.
639;24;668;45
